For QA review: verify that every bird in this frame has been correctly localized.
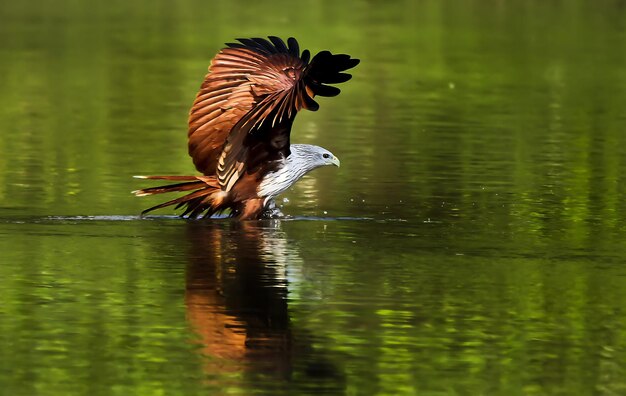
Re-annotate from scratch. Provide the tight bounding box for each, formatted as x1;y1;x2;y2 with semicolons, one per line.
133;36;359;220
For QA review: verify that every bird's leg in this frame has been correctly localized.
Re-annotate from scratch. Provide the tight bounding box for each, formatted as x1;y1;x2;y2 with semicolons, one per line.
261;198;285;219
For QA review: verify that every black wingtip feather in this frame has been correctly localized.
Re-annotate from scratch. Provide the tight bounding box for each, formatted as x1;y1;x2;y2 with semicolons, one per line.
226;42;246;49
252;37;277;53
325;72;353;84
303;93;320;111
309;81;342;97
300;49;310;64
232;36;304;56
287;37;300;57
344;58;360;70
269;36;289;53
236;38;269;54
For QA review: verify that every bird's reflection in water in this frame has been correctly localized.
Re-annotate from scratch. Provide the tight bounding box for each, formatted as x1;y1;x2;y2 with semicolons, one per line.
182;220;342;389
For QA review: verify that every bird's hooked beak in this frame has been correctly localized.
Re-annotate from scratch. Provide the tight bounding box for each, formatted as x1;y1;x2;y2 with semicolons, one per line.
331;156;340;168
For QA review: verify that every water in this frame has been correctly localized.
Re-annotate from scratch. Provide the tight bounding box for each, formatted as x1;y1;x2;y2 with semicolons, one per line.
1;0;626;394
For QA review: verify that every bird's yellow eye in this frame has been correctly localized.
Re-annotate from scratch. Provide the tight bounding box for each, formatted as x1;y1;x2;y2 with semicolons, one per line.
323;153;330;159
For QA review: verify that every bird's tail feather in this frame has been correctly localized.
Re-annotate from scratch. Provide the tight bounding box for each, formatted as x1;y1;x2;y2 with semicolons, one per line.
132;175;225;218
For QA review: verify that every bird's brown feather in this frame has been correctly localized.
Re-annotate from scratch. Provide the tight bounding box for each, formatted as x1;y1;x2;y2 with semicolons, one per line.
187;36;358;194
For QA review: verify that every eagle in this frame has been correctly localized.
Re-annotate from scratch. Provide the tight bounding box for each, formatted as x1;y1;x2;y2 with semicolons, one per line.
133;36;359;220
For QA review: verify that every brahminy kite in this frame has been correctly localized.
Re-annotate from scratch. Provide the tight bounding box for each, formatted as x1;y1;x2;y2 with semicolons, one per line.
133;36;359;219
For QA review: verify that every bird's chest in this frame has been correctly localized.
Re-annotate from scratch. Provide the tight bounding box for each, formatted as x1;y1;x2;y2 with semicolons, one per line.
256;165;299;199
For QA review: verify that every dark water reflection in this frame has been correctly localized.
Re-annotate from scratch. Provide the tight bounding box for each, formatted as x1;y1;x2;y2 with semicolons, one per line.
181;222;343;393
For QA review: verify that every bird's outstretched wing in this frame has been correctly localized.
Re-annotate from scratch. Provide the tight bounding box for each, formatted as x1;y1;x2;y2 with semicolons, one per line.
187;36;359;192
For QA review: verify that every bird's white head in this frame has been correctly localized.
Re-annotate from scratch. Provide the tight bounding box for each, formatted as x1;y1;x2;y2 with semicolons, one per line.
257;143;340;200
290;144;340;170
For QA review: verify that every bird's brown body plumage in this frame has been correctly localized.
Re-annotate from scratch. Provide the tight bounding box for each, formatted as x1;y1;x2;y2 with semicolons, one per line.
134;36;358;219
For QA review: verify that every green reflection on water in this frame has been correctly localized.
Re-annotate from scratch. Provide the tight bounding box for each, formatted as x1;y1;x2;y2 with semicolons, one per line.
1;0;626;395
